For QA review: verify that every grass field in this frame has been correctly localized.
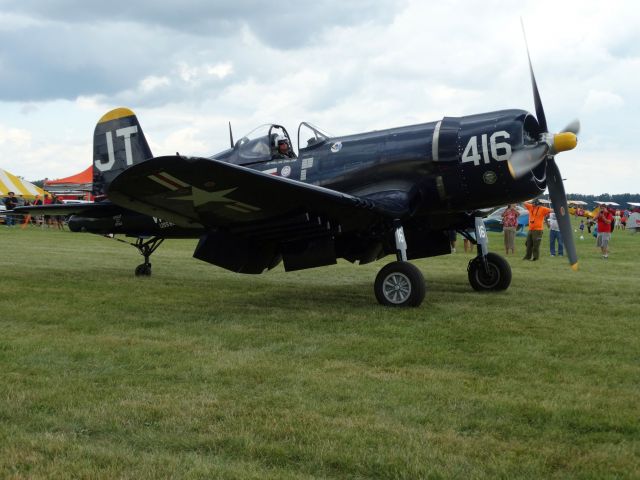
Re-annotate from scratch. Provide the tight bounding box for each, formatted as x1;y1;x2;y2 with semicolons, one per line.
1;222;639;479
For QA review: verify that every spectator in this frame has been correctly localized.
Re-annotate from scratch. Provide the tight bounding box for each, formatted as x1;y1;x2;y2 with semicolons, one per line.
32;195;43;226
463;230;476;253
523;199;551;261
448;230;457;253
3;191;18;226
51;195;64;230
596;204;613;259
548;211;564;257
501;204;519;255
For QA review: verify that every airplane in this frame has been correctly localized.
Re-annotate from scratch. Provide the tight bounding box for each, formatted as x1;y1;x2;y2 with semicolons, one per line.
14;37;580;308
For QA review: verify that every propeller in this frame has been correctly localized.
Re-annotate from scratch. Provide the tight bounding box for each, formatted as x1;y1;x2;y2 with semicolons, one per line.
512;20;579;270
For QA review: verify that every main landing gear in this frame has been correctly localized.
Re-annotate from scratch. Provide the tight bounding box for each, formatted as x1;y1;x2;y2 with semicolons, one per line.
374;224;426;307
373;217;512;307
133;237;164;277
464;217;511;292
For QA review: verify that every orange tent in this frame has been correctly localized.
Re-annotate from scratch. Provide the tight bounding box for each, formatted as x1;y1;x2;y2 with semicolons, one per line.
45;166;92;185
44;166;93;201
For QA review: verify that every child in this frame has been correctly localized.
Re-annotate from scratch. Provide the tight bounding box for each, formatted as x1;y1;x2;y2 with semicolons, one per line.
579;219;585;239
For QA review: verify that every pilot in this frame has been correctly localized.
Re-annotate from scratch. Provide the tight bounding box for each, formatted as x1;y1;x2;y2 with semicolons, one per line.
273;135;296;159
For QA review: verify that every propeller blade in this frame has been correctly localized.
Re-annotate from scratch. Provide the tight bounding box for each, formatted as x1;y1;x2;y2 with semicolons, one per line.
546;159;578;269
507;143;548;178
562;119;581;135
521;19;548;133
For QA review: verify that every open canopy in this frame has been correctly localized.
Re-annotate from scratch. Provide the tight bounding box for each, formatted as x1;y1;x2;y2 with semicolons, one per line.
0;168;47;200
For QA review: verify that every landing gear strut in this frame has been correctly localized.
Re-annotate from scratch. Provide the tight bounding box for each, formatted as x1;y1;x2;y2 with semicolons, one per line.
465;217;511;291
374;223;426;307
133;237;164;277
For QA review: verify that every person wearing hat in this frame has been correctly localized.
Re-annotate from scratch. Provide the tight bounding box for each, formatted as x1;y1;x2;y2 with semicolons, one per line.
596;204;613;259
272;135;296;159
523;199;551;261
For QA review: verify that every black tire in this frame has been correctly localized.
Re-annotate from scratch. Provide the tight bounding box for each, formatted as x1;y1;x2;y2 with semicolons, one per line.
374;261;426;307
135;263;152;277
467;253;511;291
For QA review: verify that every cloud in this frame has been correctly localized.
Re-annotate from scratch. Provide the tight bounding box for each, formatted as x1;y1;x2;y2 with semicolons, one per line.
582;89;624;113
0;0;403;102
1;0;639;194
0;124;31;147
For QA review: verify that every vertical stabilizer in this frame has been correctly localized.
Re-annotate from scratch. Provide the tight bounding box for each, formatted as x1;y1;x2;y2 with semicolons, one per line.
93;108;153;198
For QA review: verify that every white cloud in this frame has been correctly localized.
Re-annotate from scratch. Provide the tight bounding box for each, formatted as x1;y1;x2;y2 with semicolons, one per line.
206;63;233;79
0;125;31;147
140;75;171;93
582;90;624;113
1;0;639;193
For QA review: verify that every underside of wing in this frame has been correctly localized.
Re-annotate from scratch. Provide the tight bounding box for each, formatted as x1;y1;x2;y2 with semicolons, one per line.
107;155;403;273
12;202;123;217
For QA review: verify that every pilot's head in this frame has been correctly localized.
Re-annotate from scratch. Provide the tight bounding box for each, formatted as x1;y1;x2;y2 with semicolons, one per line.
276;135;289;154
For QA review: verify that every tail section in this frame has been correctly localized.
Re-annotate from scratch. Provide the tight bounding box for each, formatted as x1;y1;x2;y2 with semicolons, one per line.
93;108;153;198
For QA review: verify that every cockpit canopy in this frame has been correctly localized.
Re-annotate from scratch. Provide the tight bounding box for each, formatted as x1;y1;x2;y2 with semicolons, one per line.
235;124;292;163
297;122;332;150
213;122;332;166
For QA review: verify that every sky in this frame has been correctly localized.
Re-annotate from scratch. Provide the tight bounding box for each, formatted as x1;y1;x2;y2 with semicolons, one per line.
0;0;639;194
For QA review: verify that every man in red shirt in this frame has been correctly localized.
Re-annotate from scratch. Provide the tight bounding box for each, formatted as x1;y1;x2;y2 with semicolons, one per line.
596;204;614;259
523;199;551;261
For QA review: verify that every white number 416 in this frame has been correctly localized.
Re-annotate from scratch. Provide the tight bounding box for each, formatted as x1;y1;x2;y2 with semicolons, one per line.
461;130;511;166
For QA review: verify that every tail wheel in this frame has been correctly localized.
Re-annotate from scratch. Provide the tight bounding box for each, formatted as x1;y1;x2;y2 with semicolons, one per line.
135;263;152;277
467;252;511;291
374;261;426;307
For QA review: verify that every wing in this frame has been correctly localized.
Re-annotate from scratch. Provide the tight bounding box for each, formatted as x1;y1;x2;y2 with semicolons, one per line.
12;202;124;217
107;155;402;233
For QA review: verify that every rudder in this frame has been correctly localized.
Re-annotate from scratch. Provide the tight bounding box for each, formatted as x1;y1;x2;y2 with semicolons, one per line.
93;107;153;198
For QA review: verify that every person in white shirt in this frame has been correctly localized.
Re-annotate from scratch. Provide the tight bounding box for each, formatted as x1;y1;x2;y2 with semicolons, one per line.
548;211;563;257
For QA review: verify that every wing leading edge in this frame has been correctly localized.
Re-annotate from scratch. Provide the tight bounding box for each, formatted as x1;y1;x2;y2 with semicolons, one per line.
107;155;402;232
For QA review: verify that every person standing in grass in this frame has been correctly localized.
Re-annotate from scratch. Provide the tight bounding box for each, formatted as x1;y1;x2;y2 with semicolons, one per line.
597;204;613;259
501;204;519;255
3;191;18;226
548;211;564;257
448;230;457;253
523;199;551;261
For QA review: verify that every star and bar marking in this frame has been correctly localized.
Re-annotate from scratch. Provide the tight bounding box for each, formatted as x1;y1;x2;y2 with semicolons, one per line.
147;171;260;213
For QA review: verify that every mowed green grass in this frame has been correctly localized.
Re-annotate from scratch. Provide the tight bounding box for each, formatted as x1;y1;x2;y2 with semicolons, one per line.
1;222;639;479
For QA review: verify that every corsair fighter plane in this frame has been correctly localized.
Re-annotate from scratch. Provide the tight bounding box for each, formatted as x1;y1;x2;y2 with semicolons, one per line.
16;42;580;307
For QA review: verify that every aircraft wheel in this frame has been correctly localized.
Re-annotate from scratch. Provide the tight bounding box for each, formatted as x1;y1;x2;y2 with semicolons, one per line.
135;263;152;277
374;261;426;307
468;253;511;291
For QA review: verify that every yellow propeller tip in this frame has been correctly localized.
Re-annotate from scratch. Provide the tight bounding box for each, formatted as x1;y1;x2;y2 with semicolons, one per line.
507;161;516;179
570;262;579;271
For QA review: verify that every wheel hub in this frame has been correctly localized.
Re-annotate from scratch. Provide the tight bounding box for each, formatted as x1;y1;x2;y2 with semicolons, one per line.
383;272;412;304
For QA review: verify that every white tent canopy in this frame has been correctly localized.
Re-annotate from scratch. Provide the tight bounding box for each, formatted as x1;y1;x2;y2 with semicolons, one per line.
0;168;47;200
